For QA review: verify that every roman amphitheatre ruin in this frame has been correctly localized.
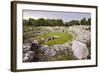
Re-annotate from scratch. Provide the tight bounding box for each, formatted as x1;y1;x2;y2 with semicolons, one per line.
23;25;91;62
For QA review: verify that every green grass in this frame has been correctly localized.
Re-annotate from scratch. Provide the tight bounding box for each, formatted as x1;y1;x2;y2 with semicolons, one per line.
36;32;73;46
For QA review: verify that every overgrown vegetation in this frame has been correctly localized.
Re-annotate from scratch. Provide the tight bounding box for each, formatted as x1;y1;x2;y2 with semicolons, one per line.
23;18;91;26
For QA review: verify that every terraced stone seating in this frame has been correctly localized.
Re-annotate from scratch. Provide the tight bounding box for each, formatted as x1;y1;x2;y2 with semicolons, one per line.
23;25;91;62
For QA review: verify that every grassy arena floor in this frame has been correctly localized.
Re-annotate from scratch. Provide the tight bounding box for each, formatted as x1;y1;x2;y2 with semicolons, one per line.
36;32;73;46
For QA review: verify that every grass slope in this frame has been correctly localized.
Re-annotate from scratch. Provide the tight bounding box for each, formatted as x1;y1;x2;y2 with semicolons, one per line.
36;32;73;46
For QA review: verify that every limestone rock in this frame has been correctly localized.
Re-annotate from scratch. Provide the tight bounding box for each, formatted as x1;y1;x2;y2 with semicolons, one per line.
23;43;31;53
71;40;89;59
23;51;35;62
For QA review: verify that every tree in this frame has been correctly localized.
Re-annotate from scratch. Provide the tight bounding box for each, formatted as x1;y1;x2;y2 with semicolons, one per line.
74;20;80;25
68;20;80;26
80;18;88;25
23;19;29;26
28;18;33;26
65;22;69;26
37;18;46;26
88;18;91;25
56;19;64;26
49;19;58;26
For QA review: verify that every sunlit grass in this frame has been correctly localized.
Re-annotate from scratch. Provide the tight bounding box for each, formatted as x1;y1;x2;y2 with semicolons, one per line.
36;32;73;46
